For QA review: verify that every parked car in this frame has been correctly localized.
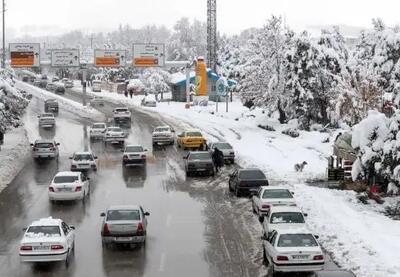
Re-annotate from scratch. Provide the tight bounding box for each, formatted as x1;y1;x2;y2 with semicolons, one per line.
38;113;56;128
208;141;235;163
22;76;29;82
152;125;175;146
44;99;59;113
31;139;60;160
33;80;41;87
46;83;57;91
177;130;205;150
89;122;107;140
55;85;65;94
262;206;307;236
64;80;74;88
113;107;131;123
184;151;215;177
104;126;125;145
52;76;60;82
19;217;75;265
92;80;102;92
141;97;157;107
90;96;104;106
252;186;296;221
228;168;269;197
101;205;150;248
69;151;98;171
48;171;90;202
262;228;325;274
122;145;148;166
311;270;356;277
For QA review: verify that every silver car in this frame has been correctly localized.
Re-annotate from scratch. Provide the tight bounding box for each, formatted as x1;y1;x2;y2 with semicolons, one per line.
209;142;235;163
31;140;60;160
100;205;150;248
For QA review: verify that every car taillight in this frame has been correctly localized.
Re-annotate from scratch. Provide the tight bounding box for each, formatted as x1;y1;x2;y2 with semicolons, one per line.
141;155;146;159
277;255;289;261
102;223;110;236
49;187;55;192
71;165;77;169
137;223;144;235
75;186;82;192
50;147;56;151
313;255;324;260
123;155;128;160
239;181;247;187
261;204;270;209
51;245;64;250
20;245;32;251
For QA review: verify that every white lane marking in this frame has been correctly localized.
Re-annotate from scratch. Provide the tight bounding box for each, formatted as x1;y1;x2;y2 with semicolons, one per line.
165;214;172;228
159;252;166;272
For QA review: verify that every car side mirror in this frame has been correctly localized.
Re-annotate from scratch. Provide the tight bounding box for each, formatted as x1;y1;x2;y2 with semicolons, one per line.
100;212;106;217
314;235;319;239
261;234;268;241
56;143;60;146
144;212;150;216
303;213;308;217
69;225;75;230
22;227;27;231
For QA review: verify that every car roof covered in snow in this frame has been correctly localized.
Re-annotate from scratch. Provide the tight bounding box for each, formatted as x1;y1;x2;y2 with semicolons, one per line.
275;226;313;235
30;217;62;227
261;186;290;191
269;205;303;214
73;151;93;155
55;171;81;177
107;205;141;211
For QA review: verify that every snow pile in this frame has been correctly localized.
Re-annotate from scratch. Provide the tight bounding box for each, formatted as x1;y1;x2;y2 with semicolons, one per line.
294;183;400;277
16;81;104;121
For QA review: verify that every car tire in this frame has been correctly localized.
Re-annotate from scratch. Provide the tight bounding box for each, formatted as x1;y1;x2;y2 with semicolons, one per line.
235;188;241;197
230;159;235;164
228;182;233;192
258;215;264;223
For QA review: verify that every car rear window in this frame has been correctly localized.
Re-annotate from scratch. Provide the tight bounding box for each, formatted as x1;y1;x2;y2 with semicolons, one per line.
92;124;106;129
189;152;211;160
26;226;61;237
53;176;79;183
262;189;293;199
270;212;305;224
155;127;170;132
115;108;128;112
277;234;318;247
35;143;54;148
187;132;202;137
74;154;94;161
239;170;266;179
214;142;232;150
108;127;122;132
125;146;143;152
107;210;140;221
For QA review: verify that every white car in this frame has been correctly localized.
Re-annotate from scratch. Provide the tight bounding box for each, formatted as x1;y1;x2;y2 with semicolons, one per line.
48;171;90;202
38;113;56;128
208;141;235;163
69;151;98;171
46;82;57;91
262;206;307;236
31;140;60;160
252;186;296;221
122;145;148;166
262;228;325;274
19;217;75;265
89;122;107;140
113;107;131;123
152;125;175;145
141;97;157;107
104;126;125;145
90;96;105;106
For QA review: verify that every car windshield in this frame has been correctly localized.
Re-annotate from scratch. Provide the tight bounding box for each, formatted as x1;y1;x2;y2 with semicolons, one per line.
115;108;128;112
41;114;54;118
125;146;143;152
277;234;318;247
92;124;105;129
155;127;170;132
239;170;265;179
187;131;202;137
262;189;293;199
270;212;305;224
53;176;79;183
214;142;232;150
35;143;54;148
189;152;211;160
108;127;122;132
26;226;61;237
107;210;140;221
74;154;93;161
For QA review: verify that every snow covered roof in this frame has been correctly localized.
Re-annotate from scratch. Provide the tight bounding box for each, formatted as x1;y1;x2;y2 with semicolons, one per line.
30;217;62;227
269;205;303;213
107;205;141;211
74;151;93;155
55;171;81;177
170;68;237;87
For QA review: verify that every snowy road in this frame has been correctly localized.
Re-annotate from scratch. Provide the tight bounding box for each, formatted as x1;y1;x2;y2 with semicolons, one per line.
0;85;338;277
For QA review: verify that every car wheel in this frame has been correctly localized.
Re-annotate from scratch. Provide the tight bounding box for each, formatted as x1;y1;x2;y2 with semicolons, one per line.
228;182;233;192
258;215;264;223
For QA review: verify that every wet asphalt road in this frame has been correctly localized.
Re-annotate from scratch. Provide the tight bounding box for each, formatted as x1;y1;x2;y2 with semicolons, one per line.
0;84;338;277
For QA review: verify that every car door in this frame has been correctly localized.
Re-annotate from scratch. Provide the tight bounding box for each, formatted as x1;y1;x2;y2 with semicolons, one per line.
229;170;238;188
140;206;148;230
253;187;263;211
264;231;278;263
62;222;74;250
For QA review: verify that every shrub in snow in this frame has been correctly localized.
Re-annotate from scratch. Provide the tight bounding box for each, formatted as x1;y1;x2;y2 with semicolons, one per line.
257;124;276;132
282;128;300;138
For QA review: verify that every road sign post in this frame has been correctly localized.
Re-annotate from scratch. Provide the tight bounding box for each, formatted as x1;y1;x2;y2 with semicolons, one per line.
9;43;40;68
133;43;165;67
51;49;80;67
94;50;126;67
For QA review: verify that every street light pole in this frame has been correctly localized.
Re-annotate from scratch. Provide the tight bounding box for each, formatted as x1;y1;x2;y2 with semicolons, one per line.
2;0;5;69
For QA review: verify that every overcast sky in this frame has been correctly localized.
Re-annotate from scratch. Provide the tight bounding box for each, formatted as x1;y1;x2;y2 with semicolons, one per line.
6;0;400;37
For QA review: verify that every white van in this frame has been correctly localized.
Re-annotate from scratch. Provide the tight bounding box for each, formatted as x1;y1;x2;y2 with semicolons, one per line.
92;80;102;92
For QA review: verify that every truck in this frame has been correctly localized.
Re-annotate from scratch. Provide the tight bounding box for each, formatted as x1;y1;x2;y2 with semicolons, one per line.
44;99;59;113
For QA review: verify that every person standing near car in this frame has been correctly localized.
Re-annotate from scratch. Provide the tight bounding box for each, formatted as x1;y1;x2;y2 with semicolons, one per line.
213;147;224;173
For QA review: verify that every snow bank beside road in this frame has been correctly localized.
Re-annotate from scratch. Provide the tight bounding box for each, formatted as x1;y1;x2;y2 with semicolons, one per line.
17;81;104;121
0;127;30;193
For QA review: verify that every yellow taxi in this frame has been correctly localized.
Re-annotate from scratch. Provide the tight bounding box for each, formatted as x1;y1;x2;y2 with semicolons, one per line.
177;130;205;149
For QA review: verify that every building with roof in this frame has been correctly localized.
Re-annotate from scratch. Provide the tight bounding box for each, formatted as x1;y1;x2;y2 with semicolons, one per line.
170;69;237;102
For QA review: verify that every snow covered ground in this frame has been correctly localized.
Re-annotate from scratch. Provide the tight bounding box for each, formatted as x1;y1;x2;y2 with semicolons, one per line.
68;86;400;277
0;126;30;194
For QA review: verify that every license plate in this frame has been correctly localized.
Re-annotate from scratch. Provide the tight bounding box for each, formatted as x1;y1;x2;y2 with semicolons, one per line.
58;188;71;192
33;245;50;250
292;255;309;259
79;164;89;167
115;237;132;242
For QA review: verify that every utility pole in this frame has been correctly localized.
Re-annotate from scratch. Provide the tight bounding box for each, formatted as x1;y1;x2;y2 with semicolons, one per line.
2;0;5;69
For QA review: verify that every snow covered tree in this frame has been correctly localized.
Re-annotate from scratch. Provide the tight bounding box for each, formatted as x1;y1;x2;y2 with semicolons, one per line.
141;68;171;99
